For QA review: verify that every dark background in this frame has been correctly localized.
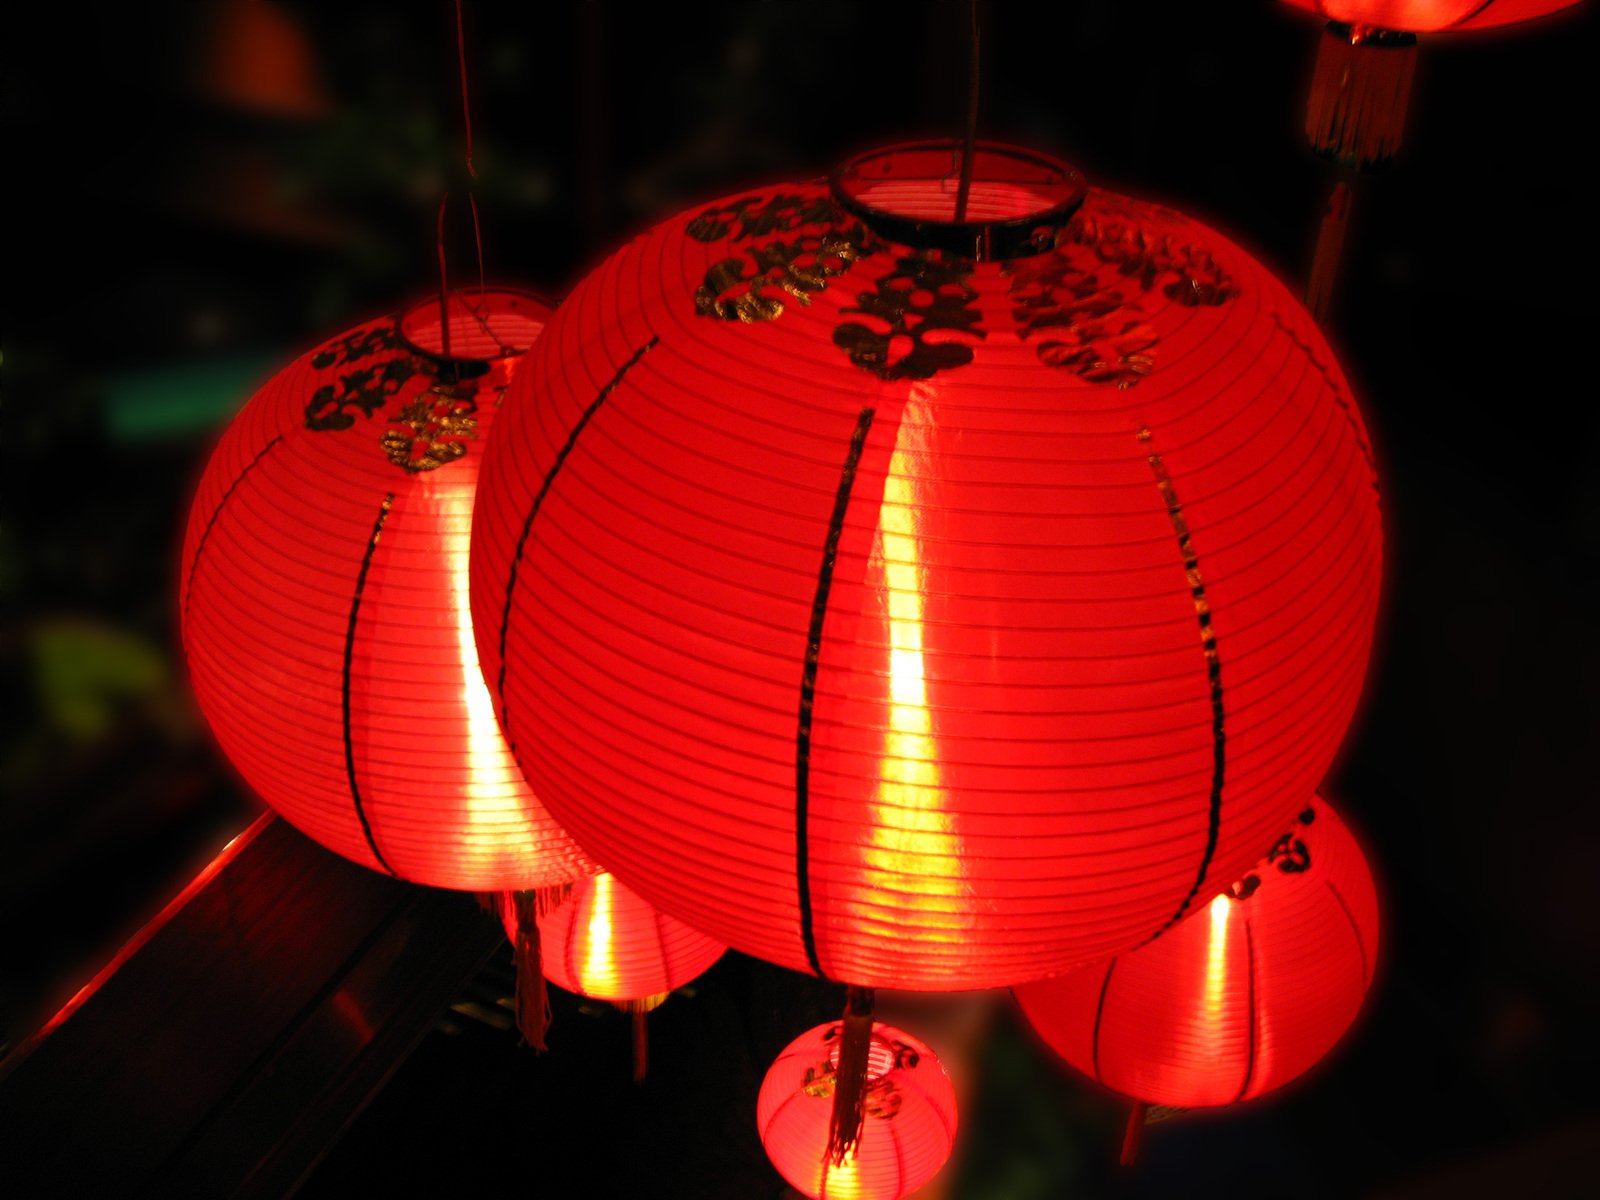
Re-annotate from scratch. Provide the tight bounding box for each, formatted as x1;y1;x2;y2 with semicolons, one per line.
5;1;1597;1196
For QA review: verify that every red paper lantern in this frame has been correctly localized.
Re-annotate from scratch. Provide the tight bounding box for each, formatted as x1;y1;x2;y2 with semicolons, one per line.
1013;797;1378;1108
181;289;597;891
1283;1;1578;31
758;1021;957;1200
1289;1;1581;171
497;871;724;1010
471;142;1383;990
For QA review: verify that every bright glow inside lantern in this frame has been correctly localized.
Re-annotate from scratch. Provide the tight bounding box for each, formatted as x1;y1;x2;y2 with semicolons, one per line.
757;1021;957;1200
499;870;725;1010
1013;797;1379;1107
470;141;1383;990
181;288;597;891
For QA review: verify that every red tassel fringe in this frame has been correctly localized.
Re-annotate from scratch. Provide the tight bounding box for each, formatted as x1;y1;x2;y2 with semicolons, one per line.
488;885;570;1051
824;986;876;1167
1305;23;1417;170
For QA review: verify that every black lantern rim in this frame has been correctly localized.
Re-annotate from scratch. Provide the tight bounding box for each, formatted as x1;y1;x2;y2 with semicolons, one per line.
829;140;1088;261
396;286;555;369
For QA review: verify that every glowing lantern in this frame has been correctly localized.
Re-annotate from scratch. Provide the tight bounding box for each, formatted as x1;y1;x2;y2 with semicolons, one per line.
180;288;597;894
470;141;1383;994
1287;1;1581;168
494;871;725;1077
1013;797;1378;1110
758;1020;957;1200
1283;0;1578;31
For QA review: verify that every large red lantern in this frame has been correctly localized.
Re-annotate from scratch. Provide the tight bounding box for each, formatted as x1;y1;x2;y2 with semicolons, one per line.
470;142;1383;993
758;1020;957;1200
1014;797;1378;1110
181;289;597;893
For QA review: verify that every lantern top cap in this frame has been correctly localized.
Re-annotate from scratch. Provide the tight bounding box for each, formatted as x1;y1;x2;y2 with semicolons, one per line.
829;140;1087;261
397;286;553;368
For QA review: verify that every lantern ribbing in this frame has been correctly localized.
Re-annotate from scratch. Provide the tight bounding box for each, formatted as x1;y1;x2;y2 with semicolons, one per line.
470;143;1384;990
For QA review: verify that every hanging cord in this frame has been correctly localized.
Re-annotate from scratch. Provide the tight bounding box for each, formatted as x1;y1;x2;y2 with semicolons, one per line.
455;0;477;183
432;0;493;361
1306;179;1351;324
954;0;980;222
1119;1100;1148;1166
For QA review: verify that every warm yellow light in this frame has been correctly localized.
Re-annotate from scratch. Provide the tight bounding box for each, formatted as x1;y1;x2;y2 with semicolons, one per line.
821;1150;864;1200
450;514;520;845
1204;892;1232;1033
864;387;965;930
582;871;620;992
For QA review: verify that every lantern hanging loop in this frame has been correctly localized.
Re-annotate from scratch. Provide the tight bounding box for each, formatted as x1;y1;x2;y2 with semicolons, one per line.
830;139;1087;260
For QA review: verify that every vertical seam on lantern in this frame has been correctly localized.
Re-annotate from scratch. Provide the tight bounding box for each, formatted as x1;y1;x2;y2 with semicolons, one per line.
795;405;877;979
496;335;661;738
1325;878;1369;990
1269;313;1378;490
344;493;399;877
1236;916;1259;1103
1091;956;1119;1083
1138;425;1225;941
183;435;285;623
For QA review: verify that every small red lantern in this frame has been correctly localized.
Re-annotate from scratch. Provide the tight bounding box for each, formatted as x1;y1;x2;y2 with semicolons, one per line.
181;289;596;893
1283;1;1578;31
1013;797;1378;1110
758;1020;957;1200
470;142;1384;992
495;871;725;1077
1288;1;1581;168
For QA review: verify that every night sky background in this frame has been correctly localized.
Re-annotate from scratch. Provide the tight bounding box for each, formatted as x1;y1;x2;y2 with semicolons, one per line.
5;2;1597;1196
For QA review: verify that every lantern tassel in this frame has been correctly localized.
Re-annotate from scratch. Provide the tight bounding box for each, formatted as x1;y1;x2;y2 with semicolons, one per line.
1305;23;1417;170
825;985;876;1166
1306;180;1352;324
498;885;571;1051
1119;1101;1148;1166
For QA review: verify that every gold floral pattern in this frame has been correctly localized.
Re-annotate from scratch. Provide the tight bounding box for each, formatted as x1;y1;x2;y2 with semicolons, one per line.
833;251;986;380
799;1060;905;1121
687;191;876;323
379;383;484;472
1008;207;1237;388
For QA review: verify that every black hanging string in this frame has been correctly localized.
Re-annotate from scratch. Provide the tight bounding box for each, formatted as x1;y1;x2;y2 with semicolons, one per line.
434;0;489;360
954;0;981;222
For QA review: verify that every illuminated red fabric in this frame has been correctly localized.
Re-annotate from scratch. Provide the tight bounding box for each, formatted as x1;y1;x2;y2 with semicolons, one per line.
499;871;724;1006
758;1021;956;1200
181;290;597;891
1283;0;1578;31
470;144;1383;989
1013;797;1378;1107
